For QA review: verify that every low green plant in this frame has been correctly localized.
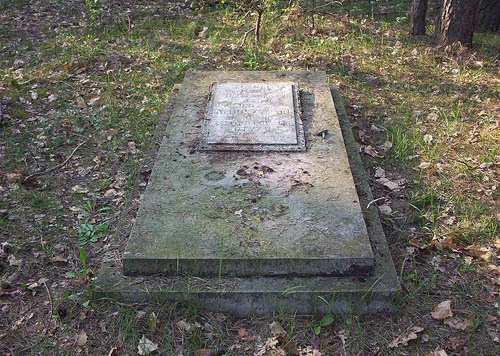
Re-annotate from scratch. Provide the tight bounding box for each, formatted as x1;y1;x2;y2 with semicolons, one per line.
66;248;93;307
77;221;109;245
313;313;334;335
244;49;261;69
313;293;337;334
85;0;103;27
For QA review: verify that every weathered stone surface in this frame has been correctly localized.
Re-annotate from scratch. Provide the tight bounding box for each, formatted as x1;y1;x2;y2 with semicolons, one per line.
123;71;374;277
97;85;399;315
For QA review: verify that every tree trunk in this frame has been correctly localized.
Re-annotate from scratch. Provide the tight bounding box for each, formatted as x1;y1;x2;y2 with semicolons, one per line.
255;9;262;42
475;0;500;32
437;0;478;47
410;0;428;35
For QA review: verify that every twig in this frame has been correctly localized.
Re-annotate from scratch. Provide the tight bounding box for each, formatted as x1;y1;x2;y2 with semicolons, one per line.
22;139;88;183
304;0;344;14
96;296;145;308
366;197;386;209
239;28;255;46
43;281;53;316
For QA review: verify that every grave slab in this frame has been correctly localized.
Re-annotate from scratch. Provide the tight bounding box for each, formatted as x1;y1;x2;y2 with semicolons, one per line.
97;85;400;315
123;71;374;277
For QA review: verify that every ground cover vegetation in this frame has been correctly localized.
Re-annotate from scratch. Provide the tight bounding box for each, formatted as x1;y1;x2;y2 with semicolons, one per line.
0;0;499;355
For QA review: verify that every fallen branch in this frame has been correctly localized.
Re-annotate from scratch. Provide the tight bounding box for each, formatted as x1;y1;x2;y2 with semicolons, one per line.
22;139;88;183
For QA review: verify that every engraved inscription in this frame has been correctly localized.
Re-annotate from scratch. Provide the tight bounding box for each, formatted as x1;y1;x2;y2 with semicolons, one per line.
206;82;298;145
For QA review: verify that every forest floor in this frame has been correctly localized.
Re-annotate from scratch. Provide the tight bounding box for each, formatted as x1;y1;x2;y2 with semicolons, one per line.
0;1;499;355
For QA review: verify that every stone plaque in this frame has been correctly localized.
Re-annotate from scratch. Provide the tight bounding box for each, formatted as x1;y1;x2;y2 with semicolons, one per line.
200;82;306;151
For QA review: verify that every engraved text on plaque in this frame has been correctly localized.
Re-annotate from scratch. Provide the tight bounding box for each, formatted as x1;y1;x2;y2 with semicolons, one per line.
200;82;305;151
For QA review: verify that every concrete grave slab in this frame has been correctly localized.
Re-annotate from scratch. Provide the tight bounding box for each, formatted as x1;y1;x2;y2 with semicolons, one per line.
123;71;375;278
96;84;400;315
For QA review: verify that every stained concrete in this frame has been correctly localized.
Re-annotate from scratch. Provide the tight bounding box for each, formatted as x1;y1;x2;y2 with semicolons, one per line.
123;71;374;277
96;85;400;315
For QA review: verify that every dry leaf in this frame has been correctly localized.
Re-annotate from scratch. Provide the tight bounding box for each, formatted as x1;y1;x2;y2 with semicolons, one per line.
6;173;21;183
297;345;322;356
427;112;439;120
444;316;473;331
255;336;285;356
107;128;119;140
51;255;68;265
88;96;102;106
76;97;86;109
198;26;209;39
374;167;385;178
104;189;117;198
465;245;493;262
237;328;254;342
361;145;384;158
108;346;124;356
389;326;424;348
486;315;497;322
176;319;191;332
137;335;158;355
283;342;299;356
487;327;499;343
378;204;392;215
128;141;137;154
27;282;39;290
76;66;88;74
269;321;287;338
420;236;454;251
444;216;456;225
486;294;497;303
8;255;22;267
76;330;88;346
431;300;453;321
195;349;215;356
431;349;448;356
11;312;34;330
418;162;431;170
424;134;433;144
376;177;405;191
380;141;393;152
212;312;227;322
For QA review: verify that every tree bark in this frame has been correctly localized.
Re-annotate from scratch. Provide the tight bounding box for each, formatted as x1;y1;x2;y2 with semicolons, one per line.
255;9;262;42
475;0;500;32
436;0;478;47
410;0;428;35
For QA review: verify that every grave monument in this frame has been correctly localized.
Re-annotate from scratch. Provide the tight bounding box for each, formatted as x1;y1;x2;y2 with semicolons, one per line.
98;71;399;315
